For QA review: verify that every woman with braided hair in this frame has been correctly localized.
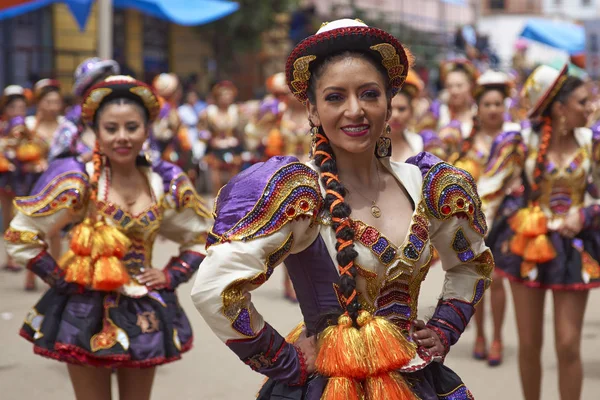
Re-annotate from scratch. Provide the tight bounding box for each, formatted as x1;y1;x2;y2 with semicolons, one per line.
193;19;493;399
478;65;598;400
4;75;211;400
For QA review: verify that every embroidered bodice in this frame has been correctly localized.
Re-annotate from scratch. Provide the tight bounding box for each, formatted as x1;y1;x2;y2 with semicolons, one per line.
193;154;493;381
6;157;212;298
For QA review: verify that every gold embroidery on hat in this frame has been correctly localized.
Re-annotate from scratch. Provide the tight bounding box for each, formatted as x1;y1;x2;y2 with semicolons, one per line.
82;88;112;124
130;86;160;121
370;43;405;84
291;55;317;104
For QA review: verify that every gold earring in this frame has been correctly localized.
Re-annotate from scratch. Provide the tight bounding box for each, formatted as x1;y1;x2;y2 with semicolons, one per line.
309;125;319;158
375;125;392;158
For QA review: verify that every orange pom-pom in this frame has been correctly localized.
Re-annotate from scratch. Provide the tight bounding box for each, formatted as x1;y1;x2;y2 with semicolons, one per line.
69;219;94;256
509;208;528;232
92;256;130;291
509;233;529;256
522;206;547;237
316;313;368;379
91;224;131;260
364;372;417;400
321;377;365;400
63;255;93;287
357;311;416;374
524;234;556;263
16;142;43;162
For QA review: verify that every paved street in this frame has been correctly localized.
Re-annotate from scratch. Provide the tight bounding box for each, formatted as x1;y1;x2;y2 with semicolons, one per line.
1;239;599;399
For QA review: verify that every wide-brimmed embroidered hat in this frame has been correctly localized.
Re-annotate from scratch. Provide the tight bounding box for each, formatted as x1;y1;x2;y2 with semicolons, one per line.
473;70;512;99
521;64;568;118
152;73;180;100
285;18;413;104
440;58;479;85
73;58;120;97
400;69;424;99
81;75;160;126
33;79;61;102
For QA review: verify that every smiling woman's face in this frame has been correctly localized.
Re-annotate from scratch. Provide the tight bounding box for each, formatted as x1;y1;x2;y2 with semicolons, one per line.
307;54;391;157
95;101;148;167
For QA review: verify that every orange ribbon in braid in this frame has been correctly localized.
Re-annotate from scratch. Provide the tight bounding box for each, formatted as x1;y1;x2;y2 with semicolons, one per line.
89;142;103;204
531;116;552;192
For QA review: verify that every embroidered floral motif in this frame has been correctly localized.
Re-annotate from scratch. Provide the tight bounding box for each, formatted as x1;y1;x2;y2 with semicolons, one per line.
422;162;487;235
452;227;475;262
219;163;322;243
3;227;42;245
14;171;88;216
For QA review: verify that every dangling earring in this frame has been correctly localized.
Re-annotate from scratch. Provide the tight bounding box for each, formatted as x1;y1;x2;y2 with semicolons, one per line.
559;115;568;137
309;125;319;158
375;125;392;158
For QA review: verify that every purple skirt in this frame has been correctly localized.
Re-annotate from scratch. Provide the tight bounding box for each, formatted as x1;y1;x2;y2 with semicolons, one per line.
488;196;600;290
20;288;193;368
257;363;474;399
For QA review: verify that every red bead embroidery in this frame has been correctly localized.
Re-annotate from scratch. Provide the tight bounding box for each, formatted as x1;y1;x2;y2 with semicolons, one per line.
456;198;465;209
441;205;452;215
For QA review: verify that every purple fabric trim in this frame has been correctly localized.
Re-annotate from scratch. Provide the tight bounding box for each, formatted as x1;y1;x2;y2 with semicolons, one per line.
65;105;82;125
427;298;475;348
151;159;184;195
212;155;299;236
420;130;444;150
163;251;204;290
406;151;444;177
226;323;303;385
29;157;87;195
285;235;342;336
27;251;82;294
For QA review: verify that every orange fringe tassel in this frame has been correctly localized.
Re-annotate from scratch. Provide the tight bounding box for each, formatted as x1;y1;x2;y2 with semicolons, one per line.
364;372;417;400
63;255;93;287
69;219;94;256
321;377;365;400
357;311;416;375
509;233;529;256
524;234;556;263
285;322;306;344
92;256;130;291
316;313;368;379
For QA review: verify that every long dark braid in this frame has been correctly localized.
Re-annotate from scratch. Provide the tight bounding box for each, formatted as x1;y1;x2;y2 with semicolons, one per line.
312;128;361;322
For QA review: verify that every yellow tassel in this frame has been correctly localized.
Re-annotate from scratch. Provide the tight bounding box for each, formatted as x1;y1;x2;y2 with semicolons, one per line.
91;224;131;260
509;208;529;232
92;256;130;291
69;219;94;256
521;206;547;237
63;255;93;287
316;313;368;379
285;321;306;344
364;372;417;400
321;377;365;400
509;233;529;256
57;249;76;269
524;234;556;263
357;311;416;375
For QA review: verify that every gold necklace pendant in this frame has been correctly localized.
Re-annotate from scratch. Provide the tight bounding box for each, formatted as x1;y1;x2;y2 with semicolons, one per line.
371;202;382;218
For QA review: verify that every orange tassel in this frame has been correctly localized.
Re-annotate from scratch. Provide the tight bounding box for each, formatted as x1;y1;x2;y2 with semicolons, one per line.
364;372;417;400
57;249;76;269
524;234;556;263
91;224;131;260
321;377;365;400
509;233;529;256
69;219;94;256
285;322;306;344
357;311;416;375
521;206;547;237
509;208;528;232
316;313;368;379
92;256;130;291
63;255;93;287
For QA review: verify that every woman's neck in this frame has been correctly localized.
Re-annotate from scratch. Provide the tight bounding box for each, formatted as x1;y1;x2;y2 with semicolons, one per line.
109;162;140;183
479;120;503;136
36;113;58;124
333;145;378;188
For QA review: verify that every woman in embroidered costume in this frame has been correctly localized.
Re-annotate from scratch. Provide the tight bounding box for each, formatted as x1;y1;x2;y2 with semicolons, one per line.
192;19;493;399
0;85;41;272
451;70;520;366
478;64;596;400
389;69;443;163
50;57;120;163
419;60;478;160
4;75;211;400
199;80;244;192
22;79;66;290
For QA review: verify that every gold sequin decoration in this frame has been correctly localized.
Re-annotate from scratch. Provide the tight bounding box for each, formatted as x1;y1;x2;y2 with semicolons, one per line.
370;43;405;84
81;88;113;124
290;55;317;104
14;172;88;216
356;263;380;305
130;86;161;122
3;227;42;245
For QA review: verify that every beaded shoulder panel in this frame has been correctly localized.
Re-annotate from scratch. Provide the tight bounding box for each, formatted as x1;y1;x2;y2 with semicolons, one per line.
14;158;88;216
208;158;322;246
484;130;526;176
407;152;486;236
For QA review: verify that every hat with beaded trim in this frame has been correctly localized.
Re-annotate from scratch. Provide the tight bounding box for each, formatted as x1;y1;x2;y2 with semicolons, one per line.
521;64;568;118
33;79;61;102
285;18;413;104
1;85;31;108
81;75;161;126
473;70;512;99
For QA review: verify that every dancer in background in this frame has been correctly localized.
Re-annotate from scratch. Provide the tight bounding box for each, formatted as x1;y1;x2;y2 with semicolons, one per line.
23;79;65;290
480;65;596;400
5;75;211;400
